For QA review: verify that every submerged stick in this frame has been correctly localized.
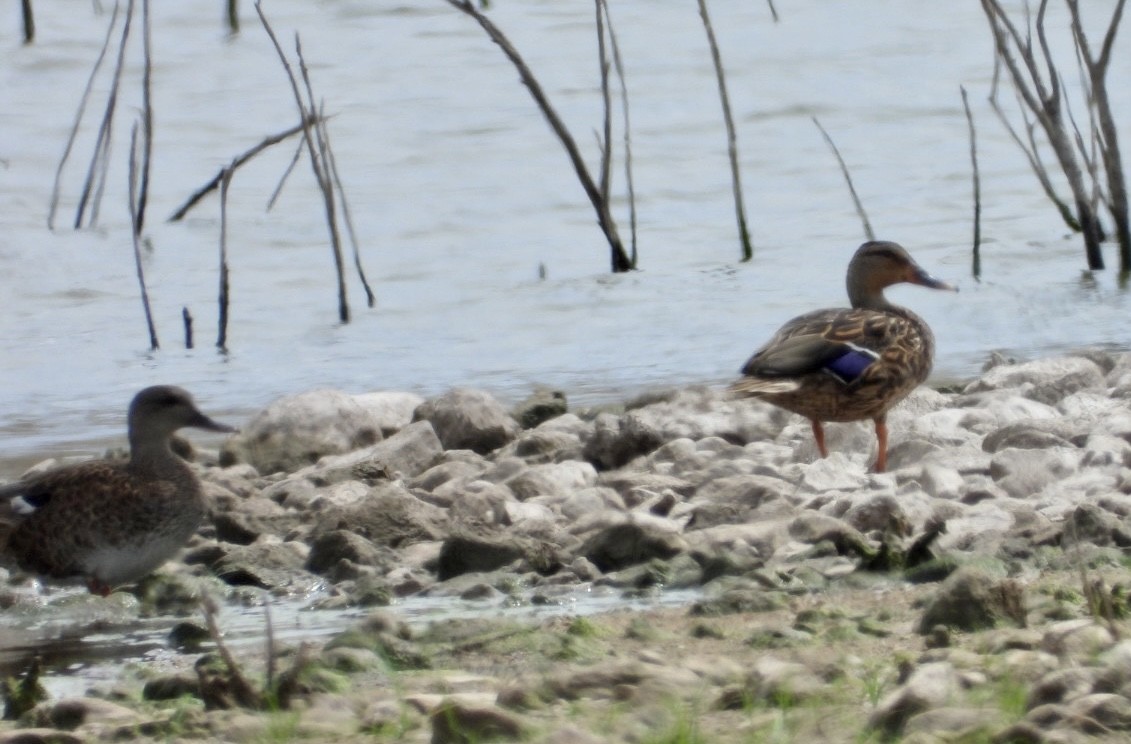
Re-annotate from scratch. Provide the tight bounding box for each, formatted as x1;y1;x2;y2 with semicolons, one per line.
21;0;34;43
217;163;233;351
601;0;637;267
182;307;194;349
135;0;153;235
296;41;349;324
128;121;159;350
48;1;120;230
322;115;377;308
595;0;612;206
265;136;305;212
961;86;982;279
167;117;319;222
812;116;874;241
445;0;632;273
76;0;135;229
255;1;350;322
697;0;753;262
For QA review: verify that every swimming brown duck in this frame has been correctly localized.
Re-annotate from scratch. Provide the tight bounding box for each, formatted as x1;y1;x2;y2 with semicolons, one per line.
731;241;956;472
0;385;234;595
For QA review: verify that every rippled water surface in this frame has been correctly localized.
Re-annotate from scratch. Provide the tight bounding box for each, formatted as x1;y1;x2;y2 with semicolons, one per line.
1;0;1130;459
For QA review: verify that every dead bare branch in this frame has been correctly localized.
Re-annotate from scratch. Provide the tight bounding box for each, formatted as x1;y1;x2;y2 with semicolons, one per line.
961;86;982;279
812;116;874;242
980;0;1106;269
168;118;319;222
134;0;153;235
76;0;135;229
255;0;350;321
217;162;234;351
444;0;632;273
599;0;637;266
49;1;119;230
127;121;159;350
697;0;753;261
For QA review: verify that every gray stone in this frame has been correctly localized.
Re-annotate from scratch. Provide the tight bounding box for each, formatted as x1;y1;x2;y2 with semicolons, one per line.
990;447;1081;499
511;388;568;429
504;461;598;501
429;699;526;743
869;662;960;737
226;389;383;475
965;356;1105;405
582;412;664;471
315;482;448;548
353;390;425;436
916;566;1025;633
302;420;443;483
578;519;687;572
413;388;520;455
306;529;390;576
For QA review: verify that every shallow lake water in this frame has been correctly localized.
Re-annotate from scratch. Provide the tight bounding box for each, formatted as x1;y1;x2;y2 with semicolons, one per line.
1;0;1129;462
1;0;1130;698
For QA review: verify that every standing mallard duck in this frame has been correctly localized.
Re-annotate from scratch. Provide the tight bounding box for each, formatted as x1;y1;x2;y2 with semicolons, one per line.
731;241;956;472
0;385;234;595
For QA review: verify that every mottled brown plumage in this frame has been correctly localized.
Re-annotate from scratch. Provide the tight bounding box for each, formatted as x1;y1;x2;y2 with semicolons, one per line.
0;386;234;595
731;241;956;472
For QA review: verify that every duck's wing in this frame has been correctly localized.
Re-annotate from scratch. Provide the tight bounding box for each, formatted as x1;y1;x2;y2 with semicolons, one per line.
1;461;133;522
740;309;920;384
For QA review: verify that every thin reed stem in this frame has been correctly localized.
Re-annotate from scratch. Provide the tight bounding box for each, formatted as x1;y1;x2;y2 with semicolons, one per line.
961;86;982;279
135;0;153;236
21;0;35;43
49;1;120;230
168;117;319;222
697;0;753;261
813;116;874;241
128;121;159;350
600;0;637;267
76;0;135;229
217;163;234;351
444;0;631;272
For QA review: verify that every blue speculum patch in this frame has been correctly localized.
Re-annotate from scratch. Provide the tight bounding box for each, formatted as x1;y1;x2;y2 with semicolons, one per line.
824;345;879;383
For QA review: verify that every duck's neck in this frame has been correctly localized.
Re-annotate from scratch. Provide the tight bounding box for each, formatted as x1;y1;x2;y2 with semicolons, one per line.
127;431;185;475
848;285;893;311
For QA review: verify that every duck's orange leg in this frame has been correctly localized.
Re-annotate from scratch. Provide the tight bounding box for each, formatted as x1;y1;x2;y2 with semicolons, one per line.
872;416;888;473
810;420;829;458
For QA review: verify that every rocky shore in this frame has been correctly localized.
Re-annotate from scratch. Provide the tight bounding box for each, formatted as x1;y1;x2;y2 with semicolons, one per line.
6;350;1131;742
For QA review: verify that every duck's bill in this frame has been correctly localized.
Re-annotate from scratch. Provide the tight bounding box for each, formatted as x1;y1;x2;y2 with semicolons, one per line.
909;266;958;292
192;414;237;434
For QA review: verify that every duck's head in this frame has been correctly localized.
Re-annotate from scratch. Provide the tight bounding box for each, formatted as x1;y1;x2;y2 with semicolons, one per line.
846;241;956;309
128;385;235;441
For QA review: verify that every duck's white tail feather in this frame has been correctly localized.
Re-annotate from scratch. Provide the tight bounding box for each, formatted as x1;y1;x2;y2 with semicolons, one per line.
729;378;802;396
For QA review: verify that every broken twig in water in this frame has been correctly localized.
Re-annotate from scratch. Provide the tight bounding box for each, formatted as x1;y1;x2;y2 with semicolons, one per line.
961;86;982;279
76;0;136;229
21;0;35;43
255;0;351;322
182;307;194;349
48;1;120;230
598;0;638;266
322;115;377;308
167;117;321;222
217;162;234;351
128;121;159;350
444;0;632;272
813;116;874;241
134;0;153;235
697;0;753;261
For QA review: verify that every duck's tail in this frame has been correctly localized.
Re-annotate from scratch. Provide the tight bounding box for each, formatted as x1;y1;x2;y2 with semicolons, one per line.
728;377;801;397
